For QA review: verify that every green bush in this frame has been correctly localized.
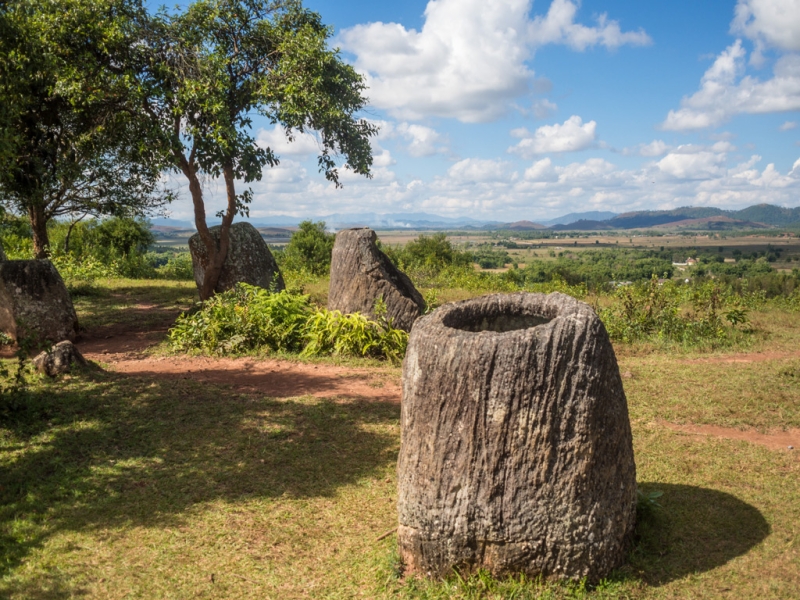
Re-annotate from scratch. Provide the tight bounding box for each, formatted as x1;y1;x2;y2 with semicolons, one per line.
384;233;473;272
276;220;335;276
168;284;408;361
599;276;749;348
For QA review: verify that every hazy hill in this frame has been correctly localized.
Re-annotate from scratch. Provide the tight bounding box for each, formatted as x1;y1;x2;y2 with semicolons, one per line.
505;220;548;230
550;219;615;231
541;211;618;226
732;204;800;226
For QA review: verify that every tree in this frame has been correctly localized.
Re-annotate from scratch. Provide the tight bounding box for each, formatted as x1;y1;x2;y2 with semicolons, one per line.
282;220;335;275
0;0;169;258
141;0;376;300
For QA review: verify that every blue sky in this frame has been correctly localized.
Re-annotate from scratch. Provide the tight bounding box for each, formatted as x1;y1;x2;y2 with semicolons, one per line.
166;0;800;222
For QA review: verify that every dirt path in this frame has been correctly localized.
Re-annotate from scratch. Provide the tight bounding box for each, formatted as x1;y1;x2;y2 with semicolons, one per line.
87;353;402;403
680;349;800;364
661;421;799;452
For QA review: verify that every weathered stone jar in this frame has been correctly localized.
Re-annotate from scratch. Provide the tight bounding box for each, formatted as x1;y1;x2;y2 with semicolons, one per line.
398;292;636;582
328;228;425;332
188;221;284;295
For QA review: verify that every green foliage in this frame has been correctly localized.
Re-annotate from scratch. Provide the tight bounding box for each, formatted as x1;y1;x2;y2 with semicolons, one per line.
169;284;311;354
42;217;193;287
168;284;408;361
385;233;473;272
472;244;511;269
0;212;33;258
519;248;674;289
600;276;750;348
303;309;408;362
0;0;169;256
277;220;335;275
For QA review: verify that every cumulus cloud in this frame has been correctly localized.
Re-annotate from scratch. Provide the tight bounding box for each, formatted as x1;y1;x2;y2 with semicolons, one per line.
508;116;597;157
528;0;651;51
396;123;448;157
625;140;671;157
780;120;798;130
662;40;800;130
339;0;650;122
372;120;449;157
657;151;727;180
447;158;513;183
731;0;800;53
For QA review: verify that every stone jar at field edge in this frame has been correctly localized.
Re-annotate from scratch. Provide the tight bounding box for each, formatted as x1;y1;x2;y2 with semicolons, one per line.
0;259;79;347
398;292;637;583
189;221;285;295
328;228;425;332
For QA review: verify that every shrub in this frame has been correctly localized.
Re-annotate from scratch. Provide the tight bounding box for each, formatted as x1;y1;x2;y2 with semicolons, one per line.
278;220;335;275
599;276;749;348
168;284;408;362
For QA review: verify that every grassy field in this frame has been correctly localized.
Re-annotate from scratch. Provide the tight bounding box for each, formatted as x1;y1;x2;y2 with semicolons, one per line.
1;278;799;598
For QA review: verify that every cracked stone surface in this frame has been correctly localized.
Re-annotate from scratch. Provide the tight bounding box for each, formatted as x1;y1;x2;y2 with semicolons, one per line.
0;260;78;347
398;292;637;582
189;222;284;294
328;228;424;332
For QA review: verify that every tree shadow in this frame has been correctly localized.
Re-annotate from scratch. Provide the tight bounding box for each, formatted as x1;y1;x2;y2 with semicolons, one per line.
0;367;400;582
617;482;770;586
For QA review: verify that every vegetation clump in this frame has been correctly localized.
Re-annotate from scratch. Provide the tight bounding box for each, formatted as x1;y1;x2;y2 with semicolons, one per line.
168;283;408;361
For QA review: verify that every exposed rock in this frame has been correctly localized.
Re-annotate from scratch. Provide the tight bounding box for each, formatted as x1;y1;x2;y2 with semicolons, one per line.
32;340;87;376
0;260;79;347
328;228;424;331
398;292;637;582
189;222;285;294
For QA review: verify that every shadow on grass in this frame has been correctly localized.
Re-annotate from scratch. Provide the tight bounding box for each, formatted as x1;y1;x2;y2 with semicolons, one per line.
72;281;197;333
0;367;399;584
621;482;770;586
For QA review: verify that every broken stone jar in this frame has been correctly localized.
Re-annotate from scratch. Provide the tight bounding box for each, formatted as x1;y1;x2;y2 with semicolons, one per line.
397;292;637;582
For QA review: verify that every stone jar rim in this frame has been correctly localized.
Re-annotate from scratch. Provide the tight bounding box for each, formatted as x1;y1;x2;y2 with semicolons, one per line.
413;291;591;339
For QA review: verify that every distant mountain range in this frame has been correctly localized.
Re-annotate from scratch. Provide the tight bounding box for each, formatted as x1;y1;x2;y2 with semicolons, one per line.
150;203;800;232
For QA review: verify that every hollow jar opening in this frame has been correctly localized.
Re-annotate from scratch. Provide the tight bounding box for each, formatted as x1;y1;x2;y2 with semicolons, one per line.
443;307;553;333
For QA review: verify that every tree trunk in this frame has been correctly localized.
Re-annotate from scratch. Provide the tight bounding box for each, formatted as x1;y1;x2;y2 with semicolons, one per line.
398;292;637;583
177;150;228;301
64;213;87;253
29;204;50;259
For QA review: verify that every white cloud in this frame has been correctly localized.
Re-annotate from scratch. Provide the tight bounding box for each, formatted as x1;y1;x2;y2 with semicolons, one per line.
524;158;558;181
339;0;650;123
396;123;448;157
372;120;449;157
657;151;727;179
662;40;800;130
638;140;671;157
256;126;320;157
780;120;798;130
528;0;651;51
508;115;597;157
447;158;513;183
731;0;800;53
161;149;800;223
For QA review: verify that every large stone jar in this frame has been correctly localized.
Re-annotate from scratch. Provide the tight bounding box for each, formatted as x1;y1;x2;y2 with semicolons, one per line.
328;228;425;332
398;292;636;582
0;259;79;347
188;222;284;295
